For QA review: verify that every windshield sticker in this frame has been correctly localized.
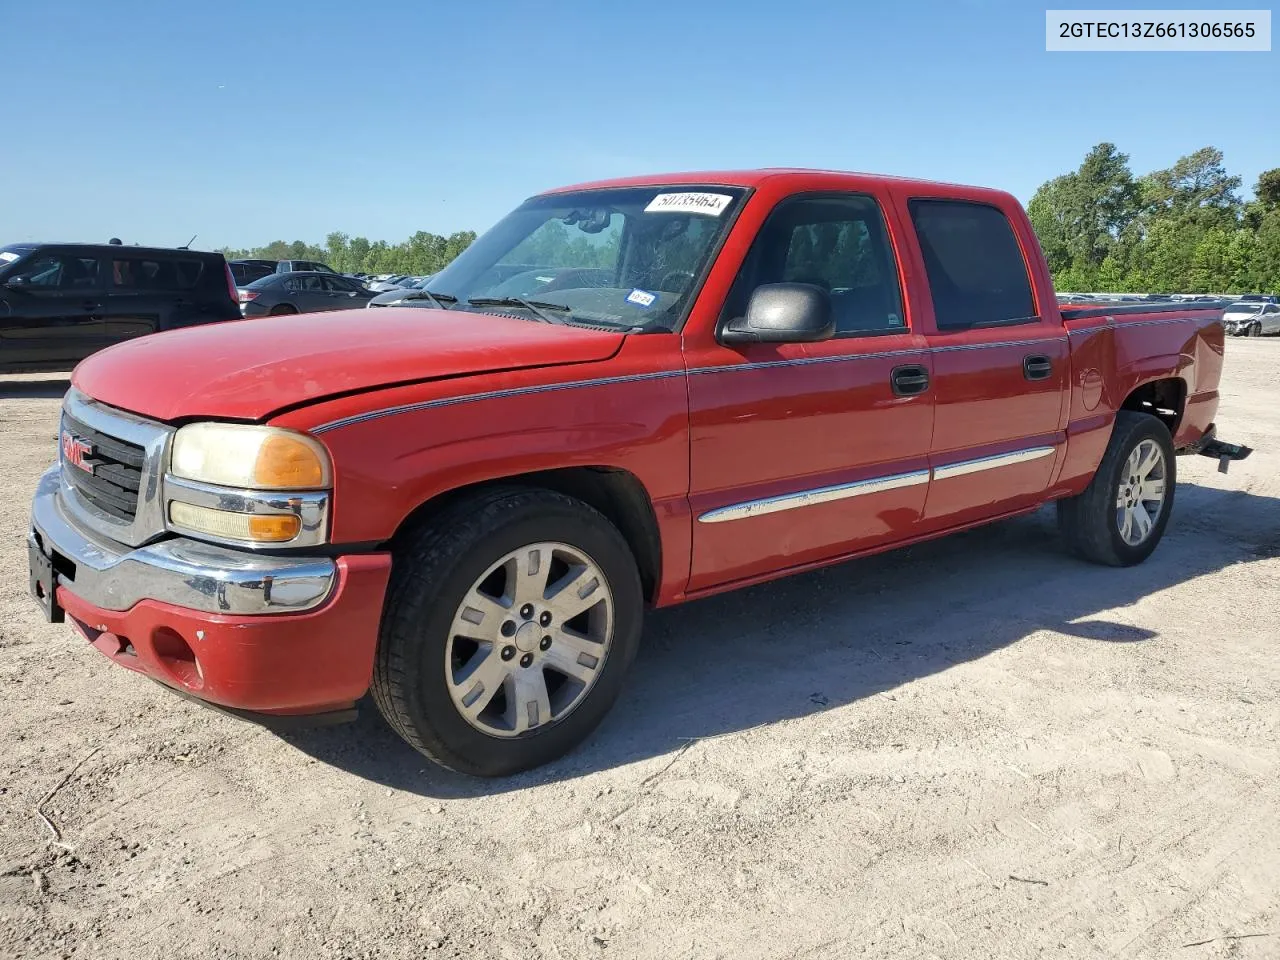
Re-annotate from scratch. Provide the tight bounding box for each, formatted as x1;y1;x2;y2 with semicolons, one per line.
644;192;732;216
626;289;657;308
0;252;19;263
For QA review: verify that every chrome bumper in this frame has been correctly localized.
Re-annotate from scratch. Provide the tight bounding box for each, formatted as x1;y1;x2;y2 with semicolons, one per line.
29;467;336;616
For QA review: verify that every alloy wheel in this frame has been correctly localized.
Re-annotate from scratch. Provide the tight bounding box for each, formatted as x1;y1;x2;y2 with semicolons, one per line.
1115;439;1167;546
444;542;614;738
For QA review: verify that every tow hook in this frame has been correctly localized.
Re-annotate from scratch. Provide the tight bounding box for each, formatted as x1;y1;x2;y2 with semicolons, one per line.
1183;424;1253;474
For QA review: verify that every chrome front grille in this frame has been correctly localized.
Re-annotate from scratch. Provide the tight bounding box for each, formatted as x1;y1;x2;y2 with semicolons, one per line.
60;412;145;521
57;389;173;548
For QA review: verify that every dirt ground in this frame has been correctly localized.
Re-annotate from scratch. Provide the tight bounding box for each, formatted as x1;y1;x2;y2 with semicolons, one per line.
1;341;1278;960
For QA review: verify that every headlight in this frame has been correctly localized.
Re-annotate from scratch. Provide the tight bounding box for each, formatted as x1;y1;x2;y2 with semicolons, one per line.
170;423;330;490
165;423;331;548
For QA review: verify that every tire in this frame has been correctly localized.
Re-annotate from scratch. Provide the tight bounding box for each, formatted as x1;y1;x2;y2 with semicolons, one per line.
372;487;644;776
1249;322;1262;338
269;304;297;316
1057;411;1176;567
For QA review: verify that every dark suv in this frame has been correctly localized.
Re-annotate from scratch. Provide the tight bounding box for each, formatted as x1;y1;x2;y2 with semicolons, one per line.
0;243;241;374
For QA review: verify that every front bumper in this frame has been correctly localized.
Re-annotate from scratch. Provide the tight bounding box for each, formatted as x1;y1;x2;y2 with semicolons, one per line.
30;466;393;716
30;467;334;615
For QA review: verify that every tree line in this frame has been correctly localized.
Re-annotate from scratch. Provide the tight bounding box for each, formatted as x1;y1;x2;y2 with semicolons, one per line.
223;146;1280;294
220;230;478;276
1028;145;1280;294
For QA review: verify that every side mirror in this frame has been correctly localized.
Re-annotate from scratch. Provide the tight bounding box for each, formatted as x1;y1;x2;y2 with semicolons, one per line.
3;276;28;290
719;283;834;345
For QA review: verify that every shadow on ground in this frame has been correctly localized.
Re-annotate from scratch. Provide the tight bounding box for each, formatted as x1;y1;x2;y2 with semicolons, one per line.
281;482;1279;796
0;378;71;400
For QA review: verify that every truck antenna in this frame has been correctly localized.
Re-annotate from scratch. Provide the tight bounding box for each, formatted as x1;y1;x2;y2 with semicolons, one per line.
179;234;197;250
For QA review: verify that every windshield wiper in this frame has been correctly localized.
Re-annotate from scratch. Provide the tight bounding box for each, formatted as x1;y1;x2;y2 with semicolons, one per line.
401;290;457;310
466;296;571;324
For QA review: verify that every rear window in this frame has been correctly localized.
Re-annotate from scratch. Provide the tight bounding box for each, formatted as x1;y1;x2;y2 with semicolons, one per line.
909;199;1036;330
111;257;206;292
245;274;283;289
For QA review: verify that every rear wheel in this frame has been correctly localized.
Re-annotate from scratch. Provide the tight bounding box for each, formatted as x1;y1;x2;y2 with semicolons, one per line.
372;487;643;776
269;304;297;315
1057;411;1175;566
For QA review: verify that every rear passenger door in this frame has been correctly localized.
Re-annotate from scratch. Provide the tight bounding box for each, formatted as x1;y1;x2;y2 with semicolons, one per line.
904;198;1068;528
291;275;328;312
104;256;166;342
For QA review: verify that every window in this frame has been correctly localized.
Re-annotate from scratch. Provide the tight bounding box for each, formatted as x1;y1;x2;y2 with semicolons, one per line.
111;257;204;292
289;275;324;292
908;200;1036;331
322;275;357;293
424;185;746;331
722;194;906;336
8;254;100;290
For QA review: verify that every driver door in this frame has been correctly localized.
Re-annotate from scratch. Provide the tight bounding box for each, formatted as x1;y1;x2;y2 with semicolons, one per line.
685;192;934;593
0;251;107;368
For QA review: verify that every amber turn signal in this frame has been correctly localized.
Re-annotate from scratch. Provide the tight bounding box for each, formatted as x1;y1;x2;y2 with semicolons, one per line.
170;502;302;543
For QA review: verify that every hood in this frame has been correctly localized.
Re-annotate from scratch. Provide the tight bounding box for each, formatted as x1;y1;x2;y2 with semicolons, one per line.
369;288;423;305
73;308;624;422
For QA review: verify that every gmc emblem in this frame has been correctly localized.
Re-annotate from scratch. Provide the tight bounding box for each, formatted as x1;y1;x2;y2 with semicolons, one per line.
61;432;93;471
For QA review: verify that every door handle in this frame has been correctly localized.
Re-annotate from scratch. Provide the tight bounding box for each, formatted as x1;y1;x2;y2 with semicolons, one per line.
82;300;102;310
1023;354;1053;381
891;364;930;397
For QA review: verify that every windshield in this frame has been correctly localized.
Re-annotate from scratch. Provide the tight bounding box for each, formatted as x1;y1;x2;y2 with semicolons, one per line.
425;185;747;331
0;244;35;275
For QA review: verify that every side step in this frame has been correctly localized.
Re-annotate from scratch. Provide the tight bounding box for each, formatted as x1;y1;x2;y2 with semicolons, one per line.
1179;423;1253;474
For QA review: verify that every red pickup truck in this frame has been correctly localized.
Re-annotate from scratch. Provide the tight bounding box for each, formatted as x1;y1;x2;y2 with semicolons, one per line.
29;169;1251;776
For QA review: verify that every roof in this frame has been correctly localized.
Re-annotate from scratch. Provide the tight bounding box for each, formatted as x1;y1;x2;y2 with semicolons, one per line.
7;241;223;258
540;167;1004;197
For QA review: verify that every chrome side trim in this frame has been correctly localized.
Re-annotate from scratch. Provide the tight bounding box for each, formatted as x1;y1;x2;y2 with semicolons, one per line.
163;476;331;550
60;388;173;548
932;446;1055;480
31;468;336;614
697;469;929;524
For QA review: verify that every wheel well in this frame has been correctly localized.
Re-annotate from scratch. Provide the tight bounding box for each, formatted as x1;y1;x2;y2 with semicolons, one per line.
390;467;663;604
1119;377;1186;436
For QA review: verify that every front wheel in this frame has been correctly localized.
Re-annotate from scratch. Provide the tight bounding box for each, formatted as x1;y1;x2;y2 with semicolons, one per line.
1248;322;1262;338
372;487;643;776
1057;411;1176;566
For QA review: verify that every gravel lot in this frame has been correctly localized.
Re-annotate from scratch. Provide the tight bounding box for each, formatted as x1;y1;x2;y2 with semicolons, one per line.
2;341;1278;960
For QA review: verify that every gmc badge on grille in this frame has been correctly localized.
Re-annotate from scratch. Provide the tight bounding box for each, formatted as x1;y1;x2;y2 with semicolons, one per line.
61;432;93;471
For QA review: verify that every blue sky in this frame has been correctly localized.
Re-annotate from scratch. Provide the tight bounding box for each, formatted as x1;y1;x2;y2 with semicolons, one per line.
4;0;1276;249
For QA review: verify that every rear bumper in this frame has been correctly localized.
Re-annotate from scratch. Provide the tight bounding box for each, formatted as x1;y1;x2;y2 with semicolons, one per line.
30;465;393;716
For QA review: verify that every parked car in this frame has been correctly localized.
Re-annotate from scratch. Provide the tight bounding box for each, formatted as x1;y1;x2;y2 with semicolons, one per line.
1;242;239;373
366;276;437;308
275;260;337;274
365;274;414;293
1223;300;1280;336
229;258;277;286
1238;294;1280;304
238;271;374;316
29;170;1252;777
